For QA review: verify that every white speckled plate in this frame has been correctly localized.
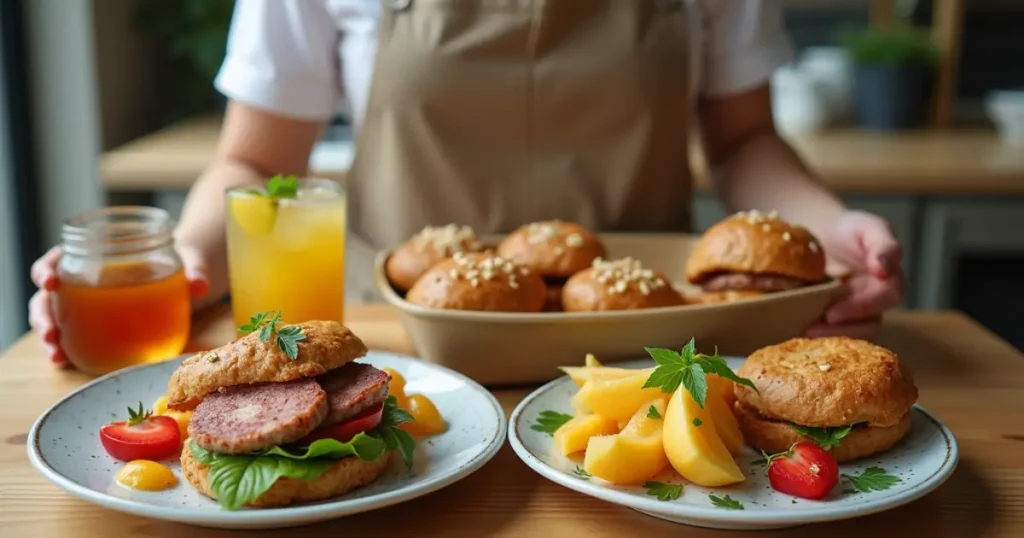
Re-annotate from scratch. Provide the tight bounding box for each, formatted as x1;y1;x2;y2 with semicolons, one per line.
508;358;958;531
28;351;506;529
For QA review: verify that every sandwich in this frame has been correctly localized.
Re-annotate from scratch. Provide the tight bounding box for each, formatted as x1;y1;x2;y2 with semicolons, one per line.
165;314;414;509
733;336;918;462
685;210;827;303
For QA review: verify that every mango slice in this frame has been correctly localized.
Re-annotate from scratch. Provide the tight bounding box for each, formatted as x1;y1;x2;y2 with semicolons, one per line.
584;353;602;367
584;399;668;485
710;373;738;410
571;371;667;424
559;366;652;388
553;414;619;456
663;385;745;487
706;375;744;456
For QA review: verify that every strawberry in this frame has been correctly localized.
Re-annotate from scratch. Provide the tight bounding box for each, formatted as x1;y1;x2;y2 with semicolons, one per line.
765;441;839;500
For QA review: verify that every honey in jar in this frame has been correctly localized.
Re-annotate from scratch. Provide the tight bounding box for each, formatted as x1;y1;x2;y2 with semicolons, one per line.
55;207;190;375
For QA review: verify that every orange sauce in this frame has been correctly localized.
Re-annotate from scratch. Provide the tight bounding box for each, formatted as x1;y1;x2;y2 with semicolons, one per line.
55;261;190;375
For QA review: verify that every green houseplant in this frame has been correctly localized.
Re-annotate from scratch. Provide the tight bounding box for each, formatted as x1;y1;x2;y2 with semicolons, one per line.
135;0;235;120
838;25;940;130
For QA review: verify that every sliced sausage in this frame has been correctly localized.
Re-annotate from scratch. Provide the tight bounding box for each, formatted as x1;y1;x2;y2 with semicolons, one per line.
189;378;328;454
316;363;391;427
701;272;808;293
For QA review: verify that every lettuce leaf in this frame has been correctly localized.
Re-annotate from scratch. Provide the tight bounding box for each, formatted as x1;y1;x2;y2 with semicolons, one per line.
191;396;417;510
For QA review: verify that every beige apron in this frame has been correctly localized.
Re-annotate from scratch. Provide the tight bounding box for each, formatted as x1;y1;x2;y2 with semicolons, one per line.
346;0;696;303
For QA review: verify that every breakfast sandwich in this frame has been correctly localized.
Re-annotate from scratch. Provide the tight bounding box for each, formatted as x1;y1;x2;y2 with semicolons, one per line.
685;210;827;303
562;257;685;312
733;337;918;462
405;251;547;312
496;220;606;310
386;224;484;293
165;316;413;509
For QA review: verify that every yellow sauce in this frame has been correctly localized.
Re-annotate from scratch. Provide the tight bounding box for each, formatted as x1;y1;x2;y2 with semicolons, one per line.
383;367;447;436
115;460;178;491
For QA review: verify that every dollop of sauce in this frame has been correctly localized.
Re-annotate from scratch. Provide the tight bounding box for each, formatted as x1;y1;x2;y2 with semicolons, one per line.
115;460;178;491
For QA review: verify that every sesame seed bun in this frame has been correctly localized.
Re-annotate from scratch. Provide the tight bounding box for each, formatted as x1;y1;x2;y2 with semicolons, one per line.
405;252;546;312
734;403;912;462
386;224;484;292
497;221;606;278
685;210;827;286
181;443;391;508
562;257;685;312
166;321;369;412
734;337;918;428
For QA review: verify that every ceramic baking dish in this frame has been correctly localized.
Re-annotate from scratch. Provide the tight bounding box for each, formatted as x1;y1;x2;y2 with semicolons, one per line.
375;233;843;386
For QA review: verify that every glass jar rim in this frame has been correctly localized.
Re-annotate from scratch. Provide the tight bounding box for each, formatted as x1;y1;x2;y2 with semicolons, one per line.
225;177;344;206
62;206;174;257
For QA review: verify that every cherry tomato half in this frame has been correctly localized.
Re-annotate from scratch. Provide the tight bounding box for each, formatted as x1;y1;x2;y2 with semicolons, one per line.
99;415;182;462
299;404;384;445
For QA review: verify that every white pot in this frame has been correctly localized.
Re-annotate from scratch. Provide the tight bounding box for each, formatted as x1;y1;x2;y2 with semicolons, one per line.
985;90;1024;146
799;47;855;124
771;65;829;133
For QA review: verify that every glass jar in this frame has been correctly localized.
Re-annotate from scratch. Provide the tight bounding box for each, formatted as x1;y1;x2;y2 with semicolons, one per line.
55;206;191;375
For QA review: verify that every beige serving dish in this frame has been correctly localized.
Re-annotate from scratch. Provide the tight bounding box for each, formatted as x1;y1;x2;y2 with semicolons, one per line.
375;233;842;386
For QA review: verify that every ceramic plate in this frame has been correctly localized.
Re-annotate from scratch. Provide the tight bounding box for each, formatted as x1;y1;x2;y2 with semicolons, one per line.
28;351;506;529
508;358;958;531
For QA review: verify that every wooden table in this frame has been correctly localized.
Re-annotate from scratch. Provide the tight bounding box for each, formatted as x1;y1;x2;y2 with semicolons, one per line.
100;114;1024;195
2;305;1022;537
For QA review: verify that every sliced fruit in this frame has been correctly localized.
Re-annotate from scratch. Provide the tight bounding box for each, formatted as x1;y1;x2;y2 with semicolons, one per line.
553;414;619;456
383;367;409;410
100;414;181;462
152;395;169;416
229;193;277;236
709;372;738;409
571;370;667;424
400;394;447;436
583;399;668;485
584;353;602;367
706;375;744;455
115;460;178;491
162;409;192;441
766;441;839;500
662;385;744;487
559;366;649;388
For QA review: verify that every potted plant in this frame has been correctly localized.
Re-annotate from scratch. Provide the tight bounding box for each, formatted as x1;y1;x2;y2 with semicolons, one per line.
838;25;939;131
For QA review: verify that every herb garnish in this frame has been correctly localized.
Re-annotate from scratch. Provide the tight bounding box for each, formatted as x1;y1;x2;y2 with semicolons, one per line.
573;466;592;480
238;310;307;360
647;405;662;419
531;410;573;436
643;481;683;501
709;494;744;510
642;338;757;408
125;402;152;426
692;418;703;427
266;174;300;198
842;467;901;493
790;424;854;451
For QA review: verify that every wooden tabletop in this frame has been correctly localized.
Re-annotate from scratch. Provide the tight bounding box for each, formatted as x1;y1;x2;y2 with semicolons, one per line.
1;305;1022;537
99;114;1024;195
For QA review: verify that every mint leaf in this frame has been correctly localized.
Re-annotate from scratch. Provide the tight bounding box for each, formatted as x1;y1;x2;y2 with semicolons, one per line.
641;347;687;393
790;424;854;451
842;467;901;493
266;174;299;198
681;362;708;408
531;410;573;436
696;355;758;393
644;347;687;367
643;481;683;501
709;494;744;510
647;405;662;419
680;338;696;360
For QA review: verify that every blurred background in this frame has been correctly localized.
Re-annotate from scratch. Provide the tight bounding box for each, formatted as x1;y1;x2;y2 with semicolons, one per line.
1;0;1022;351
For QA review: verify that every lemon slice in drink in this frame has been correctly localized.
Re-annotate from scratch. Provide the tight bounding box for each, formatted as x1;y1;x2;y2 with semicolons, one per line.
229;194;277;236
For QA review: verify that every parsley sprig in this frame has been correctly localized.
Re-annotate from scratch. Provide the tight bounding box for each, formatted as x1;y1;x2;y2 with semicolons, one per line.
790;424;854;451
643;481;683;501
709;494;744;510
125;402;152;426
530;410;573;436
642;338;757;408
842;467;901;493
239;310;307;360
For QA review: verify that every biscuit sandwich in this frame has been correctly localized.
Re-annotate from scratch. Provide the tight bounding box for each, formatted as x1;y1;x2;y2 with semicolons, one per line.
733;336;918;462
386;224;485;293
166;315;413;509
497;220;606;311
562;256;684;312
686;210;827;304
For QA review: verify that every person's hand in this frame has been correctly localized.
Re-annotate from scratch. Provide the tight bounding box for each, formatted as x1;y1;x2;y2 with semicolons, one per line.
28;244;210;368
804;210;904;342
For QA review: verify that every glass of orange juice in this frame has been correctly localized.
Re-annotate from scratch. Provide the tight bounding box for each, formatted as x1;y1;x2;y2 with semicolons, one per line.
225;176;346;328
55;206;191;375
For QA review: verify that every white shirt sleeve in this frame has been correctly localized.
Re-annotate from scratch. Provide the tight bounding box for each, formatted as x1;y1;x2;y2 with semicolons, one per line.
698;0;795;97
214;0;343;121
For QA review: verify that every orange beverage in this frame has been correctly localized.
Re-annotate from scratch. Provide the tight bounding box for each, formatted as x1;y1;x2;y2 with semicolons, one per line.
55;207;191;375
226;177;346;327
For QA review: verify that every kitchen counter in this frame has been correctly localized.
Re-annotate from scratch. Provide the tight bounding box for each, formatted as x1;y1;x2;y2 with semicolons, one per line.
99;114;1024;195
1;304;1022;537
